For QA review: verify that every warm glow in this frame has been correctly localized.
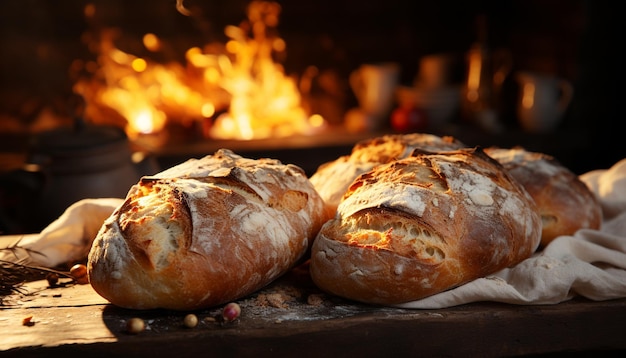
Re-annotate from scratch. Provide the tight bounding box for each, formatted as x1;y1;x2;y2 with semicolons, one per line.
133;109;156;133
225;39;240;54
132;58;147;72
84;3;96;18
72;1;326;140
201;103;215;117
467;49;482;91
196;0;326;139
309;114;325;127
273;38;286;52
109;48;131;65
522;83;535;108
204;67;220;84
143;33;161;52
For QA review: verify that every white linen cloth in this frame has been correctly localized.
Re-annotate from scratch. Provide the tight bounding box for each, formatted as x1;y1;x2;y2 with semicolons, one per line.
2;159;626;308
0;198;123;267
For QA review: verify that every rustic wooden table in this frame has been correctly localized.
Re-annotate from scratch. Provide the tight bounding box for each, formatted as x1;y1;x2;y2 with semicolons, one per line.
2;267;625;358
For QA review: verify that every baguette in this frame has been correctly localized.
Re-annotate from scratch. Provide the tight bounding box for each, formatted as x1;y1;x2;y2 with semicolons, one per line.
309;147;542;305
87;149;330;310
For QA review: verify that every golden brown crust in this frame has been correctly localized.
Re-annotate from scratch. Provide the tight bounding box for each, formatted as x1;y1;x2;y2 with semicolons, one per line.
87;149;330;310
309;148;542;305
309;133;467;214
484;146;602;247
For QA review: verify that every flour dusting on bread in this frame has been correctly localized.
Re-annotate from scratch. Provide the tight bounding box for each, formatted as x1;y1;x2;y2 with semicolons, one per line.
310;147;542;305
88;149;330;310
310;133;468;214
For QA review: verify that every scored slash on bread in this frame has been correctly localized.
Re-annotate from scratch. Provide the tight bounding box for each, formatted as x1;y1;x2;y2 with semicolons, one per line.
87;149;331;310
309;133;467;214
309;147;542;305
87;133;601;310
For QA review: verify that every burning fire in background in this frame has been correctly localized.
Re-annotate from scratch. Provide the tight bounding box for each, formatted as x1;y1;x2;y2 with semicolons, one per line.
72;0;327;141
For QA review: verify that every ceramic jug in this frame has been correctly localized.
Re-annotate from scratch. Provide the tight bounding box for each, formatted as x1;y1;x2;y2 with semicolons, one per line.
349;62;399;130
516;72;574;133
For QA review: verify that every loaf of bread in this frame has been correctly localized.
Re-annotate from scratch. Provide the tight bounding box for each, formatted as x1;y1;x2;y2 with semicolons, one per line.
309;133;467;214
309;147;542;305
484;146;602;247
87;149;330;310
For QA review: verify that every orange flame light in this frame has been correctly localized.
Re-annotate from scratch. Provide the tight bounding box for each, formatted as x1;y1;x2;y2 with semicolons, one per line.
72;1;326;141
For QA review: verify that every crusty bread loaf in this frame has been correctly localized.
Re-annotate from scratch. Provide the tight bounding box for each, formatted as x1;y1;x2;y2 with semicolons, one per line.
309;133;467;214
87;149;330;310
309;147;542;305
484;146;602;247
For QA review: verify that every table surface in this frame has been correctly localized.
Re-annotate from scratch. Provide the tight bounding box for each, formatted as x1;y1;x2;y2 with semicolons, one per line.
2;265;626;358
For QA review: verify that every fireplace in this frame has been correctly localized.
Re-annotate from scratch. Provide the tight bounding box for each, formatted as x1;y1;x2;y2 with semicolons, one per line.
0;0;624;234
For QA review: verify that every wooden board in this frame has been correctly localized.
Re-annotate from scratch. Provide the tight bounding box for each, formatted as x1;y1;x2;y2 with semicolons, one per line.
2;269;626;358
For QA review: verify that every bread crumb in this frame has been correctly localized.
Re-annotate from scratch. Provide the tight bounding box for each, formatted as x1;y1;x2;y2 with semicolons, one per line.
306;293;325;306
256;293;290;308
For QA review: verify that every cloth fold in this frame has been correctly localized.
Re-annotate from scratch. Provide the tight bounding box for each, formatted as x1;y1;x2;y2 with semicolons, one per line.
395;229;626;309
2;159;626;308
0;198;123;267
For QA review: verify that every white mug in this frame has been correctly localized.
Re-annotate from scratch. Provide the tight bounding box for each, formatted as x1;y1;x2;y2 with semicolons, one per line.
516;72;574;133
350;62;399;121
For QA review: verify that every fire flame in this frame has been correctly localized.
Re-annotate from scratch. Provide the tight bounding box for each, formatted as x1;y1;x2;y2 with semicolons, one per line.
72;1;325;141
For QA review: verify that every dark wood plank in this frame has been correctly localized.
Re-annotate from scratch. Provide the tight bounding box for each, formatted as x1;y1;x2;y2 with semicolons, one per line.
2;271;626;357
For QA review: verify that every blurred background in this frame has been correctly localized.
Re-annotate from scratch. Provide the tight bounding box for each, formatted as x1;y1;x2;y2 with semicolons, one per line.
0;0;624;233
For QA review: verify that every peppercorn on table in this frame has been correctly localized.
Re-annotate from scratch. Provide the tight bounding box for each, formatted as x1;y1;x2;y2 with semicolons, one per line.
2;265;626;358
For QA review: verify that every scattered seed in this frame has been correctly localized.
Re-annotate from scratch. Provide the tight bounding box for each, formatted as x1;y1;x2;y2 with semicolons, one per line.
222;302;241;322
183;314;198;328
46;273;59;287
69;264;89;285
126;317;145;334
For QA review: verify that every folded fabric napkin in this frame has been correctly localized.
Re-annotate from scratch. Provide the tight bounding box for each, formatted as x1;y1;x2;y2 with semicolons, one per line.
0;198;123;267
2;159;626;308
